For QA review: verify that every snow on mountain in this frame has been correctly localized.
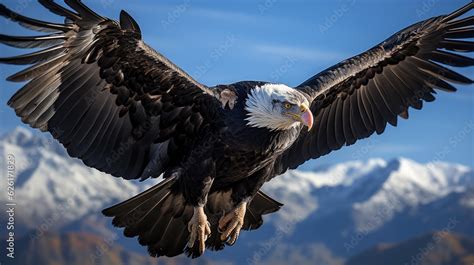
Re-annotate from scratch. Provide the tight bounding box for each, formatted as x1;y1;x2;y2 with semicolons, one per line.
261;158;388;221
262;157;472;228
351;158;472;232
0;126;472;237
0;127;156;229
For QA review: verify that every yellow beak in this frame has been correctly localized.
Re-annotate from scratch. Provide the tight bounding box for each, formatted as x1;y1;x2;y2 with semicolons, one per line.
299;105;313;131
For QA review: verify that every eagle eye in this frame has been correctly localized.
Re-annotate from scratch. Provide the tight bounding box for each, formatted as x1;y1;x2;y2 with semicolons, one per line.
283;102;292;109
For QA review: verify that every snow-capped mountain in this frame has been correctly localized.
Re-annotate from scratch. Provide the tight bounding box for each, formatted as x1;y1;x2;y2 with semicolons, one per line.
262;157;472;227
0;127;157;230
0;126;472;261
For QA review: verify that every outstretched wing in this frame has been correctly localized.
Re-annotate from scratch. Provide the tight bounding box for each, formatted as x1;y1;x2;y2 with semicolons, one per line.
275;3;473;174
0;0;221;180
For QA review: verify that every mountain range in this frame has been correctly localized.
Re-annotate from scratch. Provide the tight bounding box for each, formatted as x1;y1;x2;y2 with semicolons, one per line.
347;232;474;265
0;127;472;264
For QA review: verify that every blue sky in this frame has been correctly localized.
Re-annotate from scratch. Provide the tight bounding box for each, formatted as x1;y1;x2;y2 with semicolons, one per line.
0;0;472;167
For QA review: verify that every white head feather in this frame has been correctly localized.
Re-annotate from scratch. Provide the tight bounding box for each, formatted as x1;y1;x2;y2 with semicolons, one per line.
245;84;309;131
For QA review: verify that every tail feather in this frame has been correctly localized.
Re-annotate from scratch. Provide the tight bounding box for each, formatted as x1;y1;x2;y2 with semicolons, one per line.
103;176;192;257
149;216;190;257
122;190;172;236
103;180;282;258
102;176;175;218
244;190;283;230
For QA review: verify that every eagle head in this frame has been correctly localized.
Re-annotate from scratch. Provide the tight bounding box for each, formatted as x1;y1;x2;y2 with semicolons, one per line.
245;84;313;131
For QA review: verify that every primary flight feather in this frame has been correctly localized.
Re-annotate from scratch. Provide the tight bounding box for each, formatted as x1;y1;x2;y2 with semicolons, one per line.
0;0;472;259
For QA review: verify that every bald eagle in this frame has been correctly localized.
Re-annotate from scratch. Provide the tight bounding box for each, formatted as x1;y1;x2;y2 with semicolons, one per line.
1;0;473;259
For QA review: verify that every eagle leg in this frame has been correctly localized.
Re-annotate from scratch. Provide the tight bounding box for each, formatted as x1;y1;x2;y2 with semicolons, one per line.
187;206;211;255
218;201;247;245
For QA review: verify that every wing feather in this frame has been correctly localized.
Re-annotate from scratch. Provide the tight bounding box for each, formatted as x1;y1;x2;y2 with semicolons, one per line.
1;1;220;180
356;88;374;135
276;3;473;173
334;97;346;146
445;27;474;39
342;94;357;145
38;0;81;20
0;34;66;49
326;96;339;150
349;90;370;138
0;4;72;32
316;104;331;155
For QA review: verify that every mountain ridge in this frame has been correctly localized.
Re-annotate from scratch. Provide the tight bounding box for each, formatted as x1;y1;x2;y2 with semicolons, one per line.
0;127;472;263
346;232;474;265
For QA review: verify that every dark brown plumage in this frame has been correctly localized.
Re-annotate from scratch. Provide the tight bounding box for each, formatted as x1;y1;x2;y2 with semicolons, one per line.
0;0;472;259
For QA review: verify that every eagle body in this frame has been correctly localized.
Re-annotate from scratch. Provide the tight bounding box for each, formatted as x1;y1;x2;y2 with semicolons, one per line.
165;81;305;202
1;0;473;259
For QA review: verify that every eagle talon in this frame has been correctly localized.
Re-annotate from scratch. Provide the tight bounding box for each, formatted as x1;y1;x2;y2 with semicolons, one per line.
217;225;224;234
187;206;211;255
218;201;247;245
217;210;226;233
